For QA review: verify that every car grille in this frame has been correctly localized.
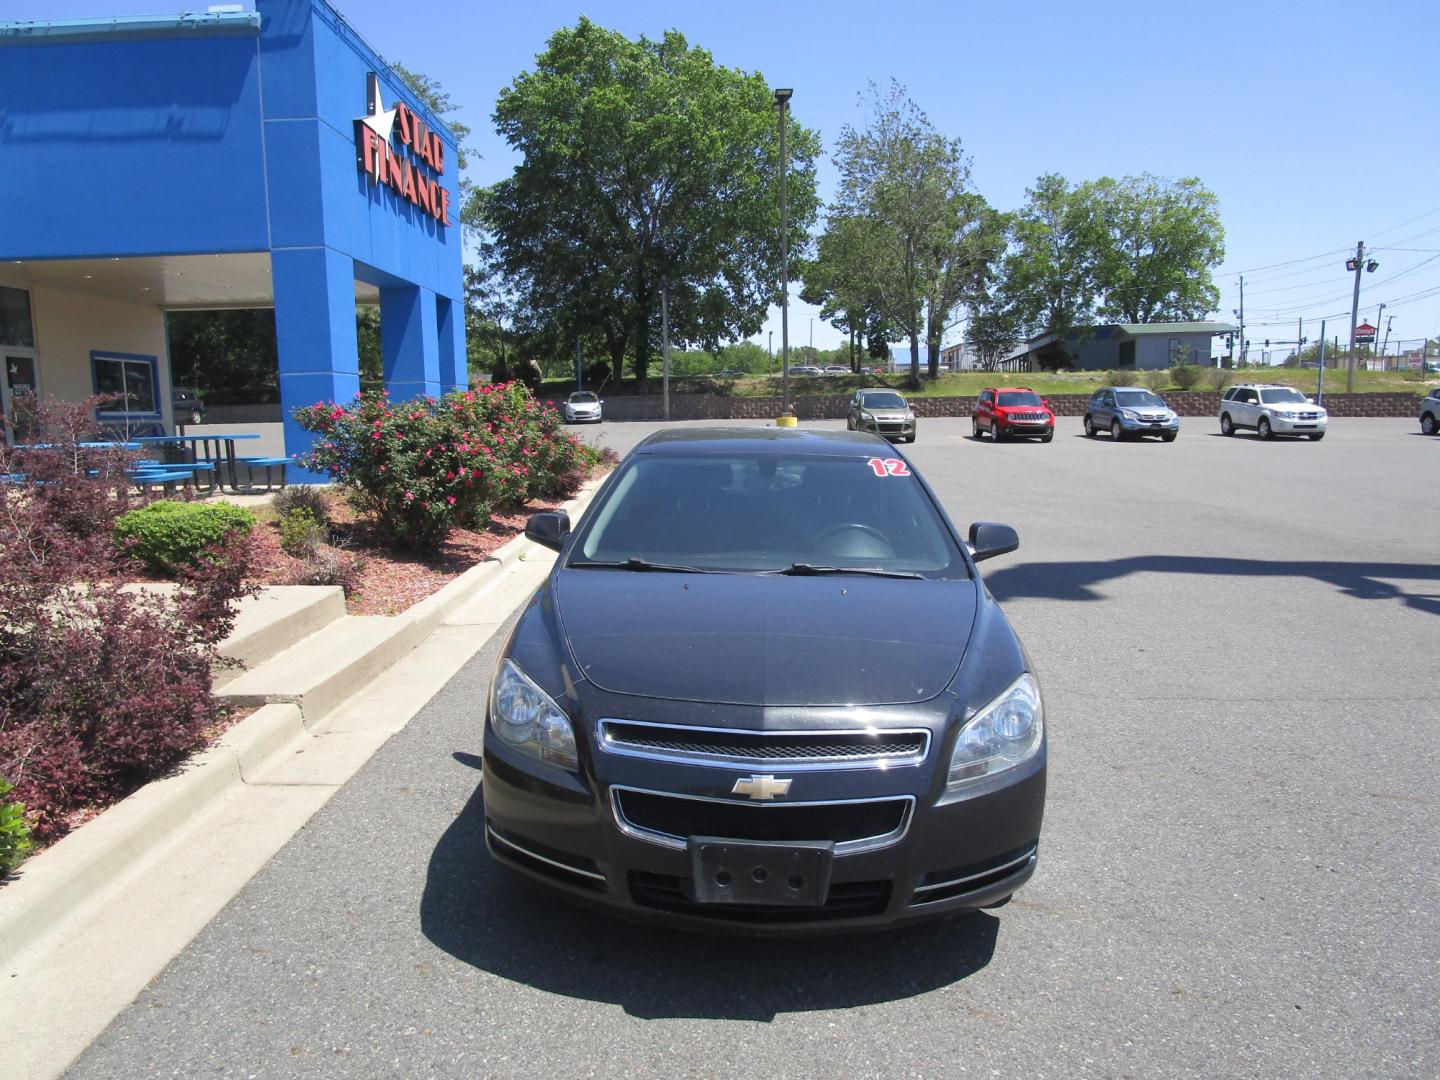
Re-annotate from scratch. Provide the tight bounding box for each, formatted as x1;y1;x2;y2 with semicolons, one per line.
628;871;891;922
1295;412;1321;420
598;721;928;768
1005;411;1048;423
612;788;912;851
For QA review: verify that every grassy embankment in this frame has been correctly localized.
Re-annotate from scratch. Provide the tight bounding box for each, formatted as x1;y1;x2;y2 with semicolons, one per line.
541;367;1433;400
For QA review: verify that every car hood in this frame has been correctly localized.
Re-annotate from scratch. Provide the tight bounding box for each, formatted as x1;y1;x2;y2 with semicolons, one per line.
553;570;976;706
862;407;910;416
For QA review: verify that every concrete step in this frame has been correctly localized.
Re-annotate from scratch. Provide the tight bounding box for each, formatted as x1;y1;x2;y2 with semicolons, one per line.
217;612;422;723
215;585;346;687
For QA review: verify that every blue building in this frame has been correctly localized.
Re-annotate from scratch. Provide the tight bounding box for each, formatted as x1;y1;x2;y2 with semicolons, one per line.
0;0;467;475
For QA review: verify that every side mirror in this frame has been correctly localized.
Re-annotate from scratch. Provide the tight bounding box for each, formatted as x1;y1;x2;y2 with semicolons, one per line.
525;510;571;552
1306;396;1315;404
968;521;1020;563
1042;398;1052;409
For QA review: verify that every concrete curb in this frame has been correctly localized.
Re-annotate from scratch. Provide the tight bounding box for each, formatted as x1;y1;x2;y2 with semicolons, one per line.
0;475;607;970
0;703;304;969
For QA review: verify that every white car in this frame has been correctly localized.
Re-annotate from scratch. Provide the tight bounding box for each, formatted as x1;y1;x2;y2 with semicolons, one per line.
563;391;603;424
1218;384;1327;441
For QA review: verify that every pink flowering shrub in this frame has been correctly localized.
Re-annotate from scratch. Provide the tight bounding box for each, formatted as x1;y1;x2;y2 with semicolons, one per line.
294;382;589;554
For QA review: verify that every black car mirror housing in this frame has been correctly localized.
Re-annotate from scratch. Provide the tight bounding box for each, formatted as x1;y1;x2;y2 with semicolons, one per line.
526;510;571;552
969;521;1020;562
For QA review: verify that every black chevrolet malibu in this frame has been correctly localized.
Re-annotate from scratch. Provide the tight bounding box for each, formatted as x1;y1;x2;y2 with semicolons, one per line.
481;427;1045;931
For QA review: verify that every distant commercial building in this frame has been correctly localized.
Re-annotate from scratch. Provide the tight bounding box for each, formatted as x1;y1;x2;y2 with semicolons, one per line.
1011;323;1234;372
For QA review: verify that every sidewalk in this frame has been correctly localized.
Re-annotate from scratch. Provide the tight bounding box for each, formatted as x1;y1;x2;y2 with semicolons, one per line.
0;478;603;1080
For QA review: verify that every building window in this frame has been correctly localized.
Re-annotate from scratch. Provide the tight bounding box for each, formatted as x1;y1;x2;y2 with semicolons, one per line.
91;351;161;418
0;286;35;348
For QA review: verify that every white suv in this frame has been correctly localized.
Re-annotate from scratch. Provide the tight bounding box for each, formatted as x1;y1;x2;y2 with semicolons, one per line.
1218;384;1327;441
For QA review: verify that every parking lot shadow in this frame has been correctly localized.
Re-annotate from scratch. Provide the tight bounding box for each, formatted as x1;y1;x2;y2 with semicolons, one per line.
420;785;999;1021
986;555;1440;617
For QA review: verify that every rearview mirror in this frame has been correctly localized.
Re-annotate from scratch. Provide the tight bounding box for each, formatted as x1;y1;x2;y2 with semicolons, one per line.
525;510;571;552
968;521;1020;563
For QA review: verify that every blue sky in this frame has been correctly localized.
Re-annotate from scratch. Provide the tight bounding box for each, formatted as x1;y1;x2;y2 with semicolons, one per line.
11;0;1440;359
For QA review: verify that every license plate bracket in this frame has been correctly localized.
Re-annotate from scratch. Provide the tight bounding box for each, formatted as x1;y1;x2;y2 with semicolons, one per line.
688;837;834;906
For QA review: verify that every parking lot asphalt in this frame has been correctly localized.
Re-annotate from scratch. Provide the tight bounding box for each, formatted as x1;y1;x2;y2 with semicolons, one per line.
69;417;1437;1078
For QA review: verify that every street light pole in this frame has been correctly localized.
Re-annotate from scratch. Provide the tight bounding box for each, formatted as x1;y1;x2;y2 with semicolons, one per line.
1345;240;1366;393
775;87;793;412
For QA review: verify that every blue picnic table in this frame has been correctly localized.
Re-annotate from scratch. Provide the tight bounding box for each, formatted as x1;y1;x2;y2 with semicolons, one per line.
131;433;262;492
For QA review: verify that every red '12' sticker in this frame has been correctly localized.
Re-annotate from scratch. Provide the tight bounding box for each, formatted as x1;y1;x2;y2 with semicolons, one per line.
866;457;910;477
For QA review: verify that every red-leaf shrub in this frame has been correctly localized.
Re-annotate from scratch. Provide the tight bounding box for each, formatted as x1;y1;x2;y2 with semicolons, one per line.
294;382;589;554
0;399;254;846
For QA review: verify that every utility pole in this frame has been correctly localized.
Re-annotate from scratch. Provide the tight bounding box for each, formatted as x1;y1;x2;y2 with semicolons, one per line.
1345;240;1365;393
1381;314;1394;365
575;337;583;390
1316;320;1326;405
775;88;793;411
768;330;773;368
1297;317;1304;367
661;283;671;421
1237;275;1246;366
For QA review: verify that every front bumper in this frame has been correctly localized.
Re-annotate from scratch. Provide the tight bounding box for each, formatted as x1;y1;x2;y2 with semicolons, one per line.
565;410;602;423
857;415;916;439
1118;416;1180;434
996;418;1053;438
1267;413;1327;434
481;728;1045;934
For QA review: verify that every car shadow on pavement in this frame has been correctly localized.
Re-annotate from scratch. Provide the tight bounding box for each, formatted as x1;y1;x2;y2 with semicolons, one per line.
420;785;999;1021
986;555;1440;617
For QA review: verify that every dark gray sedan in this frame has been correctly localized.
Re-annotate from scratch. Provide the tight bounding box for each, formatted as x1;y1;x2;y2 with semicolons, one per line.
1083;386;1180;441
483;427;1045;932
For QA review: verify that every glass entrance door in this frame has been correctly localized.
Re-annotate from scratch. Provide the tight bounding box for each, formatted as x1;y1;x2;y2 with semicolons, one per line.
3;351;39;444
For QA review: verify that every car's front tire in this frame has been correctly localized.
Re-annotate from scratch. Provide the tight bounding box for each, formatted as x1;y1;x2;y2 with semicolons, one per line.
188;410;204;425
1161;431;1177;443
1111;419;1124;441
1040;431;1053;443
1083;415;1096;437
972;419;985;440
1308;431;1325;441
1421;412;1438;436
1257;416;1273;440
1220;413;1235;436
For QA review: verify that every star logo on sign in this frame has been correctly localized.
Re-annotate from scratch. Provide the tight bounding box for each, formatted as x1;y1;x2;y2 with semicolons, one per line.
358;71;396;143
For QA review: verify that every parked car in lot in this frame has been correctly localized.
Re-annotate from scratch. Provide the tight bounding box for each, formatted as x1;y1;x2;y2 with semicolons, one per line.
823;365;851;376
1083;386;1179;441
563;391;603;424
1218;384;1327;440
972;387;1055;442
172;386;205;425
846;387;916;442
788;364;823;377
484;427;1045;931
1419;388;1440;436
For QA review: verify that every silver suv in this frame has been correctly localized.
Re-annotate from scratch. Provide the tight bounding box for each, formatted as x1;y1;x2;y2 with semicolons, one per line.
1083;386;1179;441
1219;384;1327;440
1419;388;1440;436
846;387;916;442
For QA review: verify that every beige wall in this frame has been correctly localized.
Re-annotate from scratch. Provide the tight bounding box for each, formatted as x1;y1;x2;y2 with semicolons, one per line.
23;286;171;425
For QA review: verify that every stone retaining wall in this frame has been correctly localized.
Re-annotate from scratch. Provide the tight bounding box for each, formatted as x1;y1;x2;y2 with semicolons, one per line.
597;391;1422;422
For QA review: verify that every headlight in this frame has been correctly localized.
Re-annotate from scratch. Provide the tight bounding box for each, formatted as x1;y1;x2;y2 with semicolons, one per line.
1120;409;1137;419
948;672;1043;787
859;411;873;421
489;658;578;770
904;411;915;420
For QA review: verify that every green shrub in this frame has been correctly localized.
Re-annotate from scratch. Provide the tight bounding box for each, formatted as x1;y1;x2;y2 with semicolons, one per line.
1200;367;1234;392
271;484;331;526
277;507;326;557
284;544;367;595
0;777;35;874
114;501;256;572
1169;363;1202;390
1140;369;1170;392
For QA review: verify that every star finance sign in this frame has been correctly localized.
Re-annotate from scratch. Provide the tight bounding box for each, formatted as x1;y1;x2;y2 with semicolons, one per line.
354;72;451;227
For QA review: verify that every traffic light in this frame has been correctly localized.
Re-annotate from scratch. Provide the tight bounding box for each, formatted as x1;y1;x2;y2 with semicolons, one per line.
1264;339;1270;348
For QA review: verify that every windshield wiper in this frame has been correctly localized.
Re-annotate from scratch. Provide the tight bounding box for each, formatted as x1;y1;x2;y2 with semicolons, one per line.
771;563;922;579
570;557;718;574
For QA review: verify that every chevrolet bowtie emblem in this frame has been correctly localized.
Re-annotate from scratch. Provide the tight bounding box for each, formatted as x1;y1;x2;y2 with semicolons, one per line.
731;775;792;801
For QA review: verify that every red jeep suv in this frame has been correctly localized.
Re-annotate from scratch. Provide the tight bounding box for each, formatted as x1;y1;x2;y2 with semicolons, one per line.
972;387;1055;442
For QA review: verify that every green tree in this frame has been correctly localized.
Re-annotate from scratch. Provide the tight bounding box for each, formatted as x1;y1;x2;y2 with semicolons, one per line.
1089;174;1224;323
391;62;474;178
965;299;1026;371
924;197;1008;377
165;309;280;405
833;81;970;387
1001;173;1102;349
801;214;901;371
475;18;821;388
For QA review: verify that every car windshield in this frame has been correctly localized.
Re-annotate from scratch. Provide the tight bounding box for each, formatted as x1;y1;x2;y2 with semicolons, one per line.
997;392;1043;407
571;453;965;577
860;392;907;409
1115;390;1163;407
1260;387;1307;404
569;392;598;403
